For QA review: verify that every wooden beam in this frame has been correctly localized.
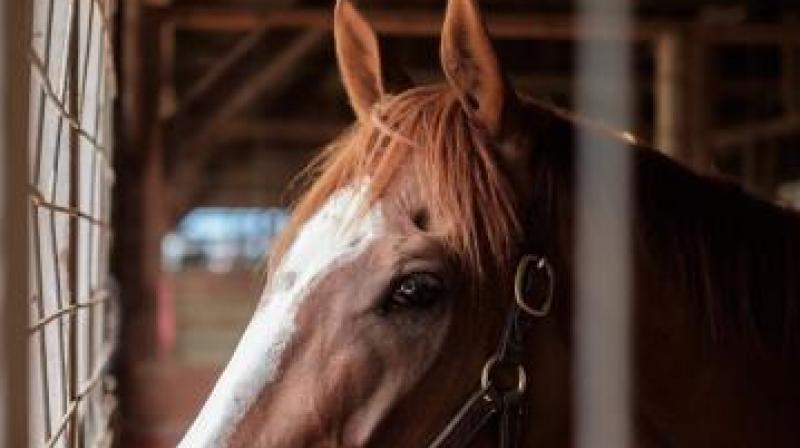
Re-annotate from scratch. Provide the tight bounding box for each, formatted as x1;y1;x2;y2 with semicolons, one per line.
158;6;800;45
709;115;800;152
171;29;326;221
696;25;800;45
178;29;325;154
173;28;267;118
161;6;671;40
217;119;346;144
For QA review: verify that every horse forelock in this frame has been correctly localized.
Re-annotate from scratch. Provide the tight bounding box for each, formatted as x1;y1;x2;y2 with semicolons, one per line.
270;84;523;285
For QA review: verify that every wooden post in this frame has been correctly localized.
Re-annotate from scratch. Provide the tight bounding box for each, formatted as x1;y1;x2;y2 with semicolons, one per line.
654;31;709;170
1;0;31;447
654;31;687;158
116;1;168;442
687;37;710;170
158;22;177;120
117;0;161;362
784;44;798;115
67;2;81;445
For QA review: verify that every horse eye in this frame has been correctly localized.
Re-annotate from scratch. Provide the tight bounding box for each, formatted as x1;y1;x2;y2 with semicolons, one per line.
381;273;444;314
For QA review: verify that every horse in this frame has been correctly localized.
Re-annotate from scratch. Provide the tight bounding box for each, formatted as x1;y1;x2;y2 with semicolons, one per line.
179;0;800;446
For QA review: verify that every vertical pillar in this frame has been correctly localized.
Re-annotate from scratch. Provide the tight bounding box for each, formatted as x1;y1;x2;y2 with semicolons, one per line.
116;1;167;445
687;39;711;170
655;32;687;157
575;1;633;448
158;22;177;121
783;44;798;115
142;124;168;356
1;0;31;447
67;2;81;445
117;0;165;363
655;31;709;170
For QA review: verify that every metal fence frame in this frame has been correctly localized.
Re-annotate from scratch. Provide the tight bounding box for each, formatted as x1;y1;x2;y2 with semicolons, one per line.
27;0;118;446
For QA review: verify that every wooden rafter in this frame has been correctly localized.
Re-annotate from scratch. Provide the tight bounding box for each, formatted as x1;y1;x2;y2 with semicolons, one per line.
178;29;325;155
218;119;346;144
162;6;665;40
157;5;800;45
170;29;326;221
710;115;800;152
173;28;267;118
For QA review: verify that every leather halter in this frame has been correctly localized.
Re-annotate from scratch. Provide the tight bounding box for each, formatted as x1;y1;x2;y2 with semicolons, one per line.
428;255;555;448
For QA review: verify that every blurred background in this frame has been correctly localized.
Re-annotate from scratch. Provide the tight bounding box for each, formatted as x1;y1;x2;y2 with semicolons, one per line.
5;0;800;447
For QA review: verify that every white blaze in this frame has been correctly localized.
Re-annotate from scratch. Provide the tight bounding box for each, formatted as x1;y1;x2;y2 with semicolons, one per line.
179;182;384;447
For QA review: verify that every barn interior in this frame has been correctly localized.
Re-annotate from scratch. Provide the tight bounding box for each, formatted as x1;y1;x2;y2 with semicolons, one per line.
21;0;797;446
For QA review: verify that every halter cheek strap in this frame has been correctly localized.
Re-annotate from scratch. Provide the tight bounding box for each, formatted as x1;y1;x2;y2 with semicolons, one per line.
428;255;555;448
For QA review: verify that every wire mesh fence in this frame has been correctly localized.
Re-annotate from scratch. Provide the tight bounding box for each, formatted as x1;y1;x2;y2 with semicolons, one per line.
28;0;118;446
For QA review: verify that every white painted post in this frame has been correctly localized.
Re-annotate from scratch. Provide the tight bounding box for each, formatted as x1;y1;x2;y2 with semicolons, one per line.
575;1;633;447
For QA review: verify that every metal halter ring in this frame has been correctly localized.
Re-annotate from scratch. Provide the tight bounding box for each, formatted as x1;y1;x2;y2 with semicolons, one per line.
514;254;555;317
481;355;527;397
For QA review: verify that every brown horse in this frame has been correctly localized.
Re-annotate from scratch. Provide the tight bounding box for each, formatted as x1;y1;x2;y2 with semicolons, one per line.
179;0;800;446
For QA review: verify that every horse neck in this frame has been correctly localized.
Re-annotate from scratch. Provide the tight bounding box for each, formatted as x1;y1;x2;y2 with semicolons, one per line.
634;148;800;355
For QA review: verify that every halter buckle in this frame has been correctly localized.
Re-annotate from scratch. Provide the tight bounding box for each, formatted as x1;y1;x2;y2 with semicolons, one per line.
480;355;526;398
514;254;554;317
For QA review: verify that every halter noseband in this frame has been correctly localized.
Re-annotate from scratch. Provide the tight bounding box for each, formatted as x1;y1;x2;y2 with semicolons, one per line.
428;254;555;448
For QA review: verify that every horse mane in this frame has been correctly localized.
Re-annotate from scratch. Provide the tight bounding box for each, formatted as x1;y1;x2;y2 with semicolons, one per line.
269;84;522;280
631;144;800;355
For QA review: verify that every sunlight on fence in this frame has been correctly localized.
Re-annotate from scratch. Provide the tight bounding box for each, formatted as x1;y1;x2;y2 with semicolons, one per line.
28;0;118;446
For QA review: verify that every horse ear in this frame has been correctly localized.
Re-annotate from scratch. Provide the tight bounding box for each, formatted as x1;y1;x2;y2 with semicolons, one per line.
334;0;411;122
440;0;514;136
